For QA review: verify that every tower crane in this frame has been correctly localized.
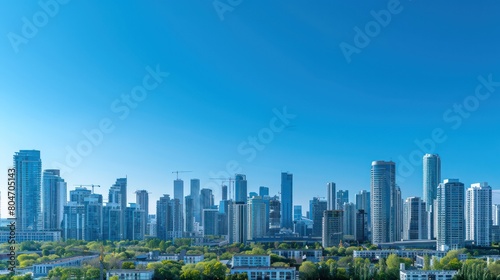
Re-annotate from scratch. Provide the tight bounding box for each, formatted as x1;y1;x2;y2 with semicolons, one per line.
172;170;192;180
74;184;101;194
210;177;235;200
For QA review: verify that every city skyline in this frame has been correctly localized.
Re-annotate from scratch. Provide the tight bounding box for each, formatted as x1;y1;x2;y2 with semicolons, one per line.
2;2;500;219
3;148;500;219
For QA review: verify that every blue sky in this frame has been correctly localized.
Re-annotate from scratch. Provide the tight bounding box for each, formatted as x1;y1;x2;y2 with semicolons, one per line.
1;1;500;216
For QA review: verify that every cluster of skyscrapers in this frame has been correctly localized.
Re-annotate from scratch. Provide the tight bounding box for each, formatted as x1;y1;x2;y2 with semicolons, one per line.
9;150;498;252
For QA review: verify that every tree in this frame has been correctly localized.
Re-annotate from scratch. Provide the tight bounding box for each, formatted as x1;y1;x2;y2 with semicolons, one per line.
122;261;136;269
423;255;431;270
202;260;227;280
226;273;248;280
299;261;318;280
180;268;202;280
109;276;119;280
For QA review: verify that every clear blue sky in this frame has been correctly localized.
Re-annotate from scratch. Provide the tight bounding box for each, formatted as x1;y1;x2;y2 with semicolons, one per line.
1;1;500;216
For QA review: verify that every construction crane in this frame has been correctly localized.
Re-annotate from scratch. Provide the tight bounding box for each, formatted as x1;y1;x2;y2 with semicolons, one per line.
74;184;101;194
210;177;235;200
172;170;192;180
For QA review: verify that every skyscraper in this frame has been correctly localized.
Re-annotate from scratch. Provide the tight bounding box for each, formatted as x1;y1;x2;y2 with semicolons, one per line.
109;178;127;238
294;205;302;221
235;174;248;203
84;193;103;241
327;182;336;211
437;179;465;251
466;182;492;247
174;179;184;203
70;187;91;204
135;190;149;221
355;190;371;233
336;190;349;210
493;204;500;226
156;195;171;240
322;210;343;248
228;201;248;244
310;197;327;237
259;186;269;197
371;161;400;245
403;197;428;240
200;188;214;214
185;195;194;233
281;172;293;229
268;196;281;235
423;154;441;211
248;196;268;240
102;203;122;241
14;150;42;231
125;203;146;240
203;209;220;236
343;202;356;237
62;202;85;240
222;185;228;201
42;169;67;231
190;179;201;223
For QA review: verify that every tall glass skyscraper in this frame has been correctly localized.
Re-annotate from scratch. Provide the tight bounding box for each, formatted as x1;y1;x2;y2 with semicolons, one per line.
42;169;67;231
371;161;401;244
280;172;293;230
235;174;247;203
174;179;184;203
437;179;465;251
190;179;201;223
14;150;42;231
423;154;441;211
327;182;336;211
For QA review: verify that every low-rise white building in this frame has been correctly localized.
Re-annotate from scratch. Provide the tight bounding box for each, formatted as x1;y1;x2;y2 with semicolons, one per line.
33;255;98;277
231;267;297;280
107;269;154;280
271;249;322;263
400;269;458;280
232;254;270;267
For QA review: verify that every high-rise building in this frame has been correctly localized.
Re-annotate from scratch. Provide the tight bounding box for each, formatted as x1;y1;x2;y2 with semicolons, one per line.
403;197;428;240
42;169;66;231
423;154;441;211
322;210;343;248
294;205;302;221
281;172;293;230
371;161;401;245
268;196;281;235
174;179;184;203
235;174;248;203
70;187;91;204
355;209;367;242
336;190;349;210
259;186;269;197
228;201;248;244
135;190;149;220
185;195;194;233
327;182;336;211
125;203;146;240
84;194;103;241
355;190;371;232
222;185;228;201
190;179;201;223
62;202;85;240
493;204;500;226
102;203;122;241
343;202;356;237
156;195;171;240
109;178;127;239
14;150;42;231
169;198;184;239
200;188;214;215
203;209;220;236
310;197;327;237
466;183;492;247
248;196;268;240
437;179;465;251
